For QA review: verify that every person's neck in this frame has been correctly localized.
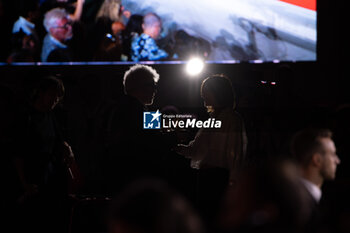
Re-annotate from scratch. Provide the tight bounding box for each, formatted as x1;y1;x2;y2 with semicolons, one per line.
50;34;66;44
143;31;155;39
302;169;323;189
55;37;65;44
127;93;146;106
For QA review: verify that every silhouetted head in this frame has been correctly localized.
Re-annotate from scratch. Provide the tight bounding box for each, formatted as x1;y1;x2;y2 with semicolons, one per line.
123;64;159;105
31;76;65;112
201;74;236;113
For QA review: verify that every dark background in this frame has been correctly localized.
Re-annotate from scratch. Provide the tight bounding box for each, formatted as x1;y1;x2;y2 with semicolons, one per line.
0;1;349;192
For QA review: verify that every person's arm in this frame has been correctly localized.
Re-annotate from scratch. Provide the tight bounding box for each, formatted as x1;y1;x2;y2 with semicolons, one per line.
69;0;85;21
174;129;205;158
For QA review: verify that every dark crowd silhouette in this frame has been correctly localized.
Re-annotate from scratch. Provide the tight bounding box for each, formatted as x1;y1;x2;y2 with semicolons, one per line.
0;0;212;63
1;62;349;233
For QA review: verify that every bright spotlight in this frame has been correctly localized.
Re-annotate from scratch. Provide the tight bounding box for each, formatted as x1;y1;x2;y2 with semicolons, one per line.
186;58;204;76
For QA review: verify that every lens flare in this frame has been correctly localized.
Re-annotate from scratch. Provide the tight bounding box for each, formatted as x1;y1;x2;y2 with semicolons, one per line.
186;58;204;76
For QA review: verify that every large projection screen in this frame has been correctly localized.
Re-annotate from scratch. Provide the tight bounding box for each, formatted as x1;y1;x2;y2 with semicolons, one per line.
123;0;316;62
1;0;316;64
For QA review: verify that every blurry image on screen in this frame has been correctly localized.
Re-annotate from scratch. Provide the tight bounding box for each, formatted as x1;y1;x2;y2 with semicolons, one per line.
2;0;316;64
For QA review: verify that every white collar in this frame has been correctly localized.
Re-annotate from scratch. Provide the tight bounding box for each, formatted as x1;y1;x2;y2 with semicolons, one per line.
19;16;35;29
300;178;322;203
49;35;67;48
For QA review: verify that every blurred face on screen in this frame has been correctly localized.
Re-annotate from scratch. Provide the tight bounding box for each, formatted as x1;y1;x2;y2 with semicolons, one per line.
50;17;72;43
143;14;162;39
147;21;162;39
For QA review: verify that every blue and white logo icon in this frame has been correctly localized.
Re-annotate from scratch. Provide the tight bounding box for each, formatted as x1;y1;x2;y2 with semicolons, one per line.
143;110;162;129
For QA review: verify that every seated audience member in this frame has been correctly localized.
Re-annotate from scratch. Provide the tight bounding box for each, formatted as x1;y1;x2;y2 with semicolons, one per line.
291;128;341;232
12;0;40;39
41;8;73;62
121;14;143;61
108;179;204;233
131;13;168;61
10;0;41;62
92;0;125;61
7;30;39;62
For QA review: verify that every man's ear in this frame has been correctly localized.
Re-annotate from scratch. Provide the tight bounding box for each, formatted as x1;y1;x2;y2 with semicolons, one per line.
311;153;323;167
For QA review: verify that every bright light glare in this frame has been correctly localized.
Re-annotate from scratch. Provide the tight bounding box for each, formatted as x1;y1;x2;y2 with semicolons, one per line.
186;58;204;76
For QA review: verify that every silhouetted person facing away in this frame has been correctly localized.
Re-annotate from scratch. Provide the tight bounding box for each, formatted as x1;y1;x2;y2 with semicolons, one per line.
104;64;167;194
175;74;248;227
291;128;341;233
13;76;75;233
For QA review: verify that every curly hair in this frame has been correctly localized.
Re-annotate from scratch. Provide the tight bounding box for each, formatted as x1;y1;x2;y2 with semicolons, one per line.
123;64;159;94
